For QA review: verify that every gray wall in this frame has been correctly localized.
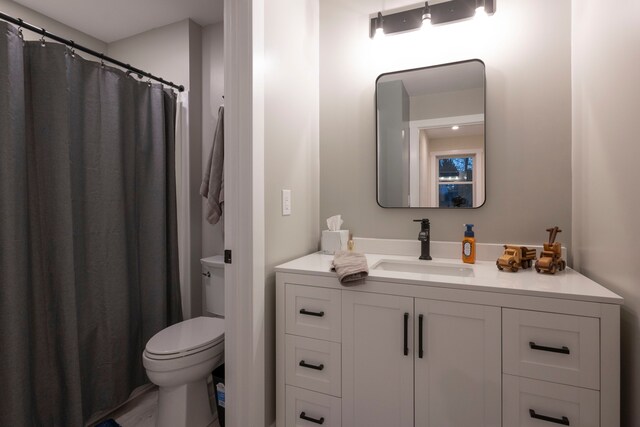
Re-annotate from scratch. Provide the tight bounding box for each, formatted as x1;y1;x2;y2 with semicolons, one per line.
264;0;320;423
572;0;640;424
202;22;225;259
107;20;193;90
0;0;106;52
320;0;572;247
378;80;410;207
410;87;484;121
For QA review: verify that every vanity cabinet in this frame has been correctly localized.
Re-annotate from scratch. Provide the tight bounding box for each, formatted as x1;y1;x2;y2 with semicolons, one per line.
413;299;501;427
341;292;501;427
275;254;622;427
341;292;414;427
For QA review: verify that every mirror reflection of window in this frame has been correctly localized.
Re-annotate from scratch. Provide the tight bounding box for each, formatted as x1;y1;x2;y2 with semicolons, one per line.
438;156;474;208
423;123;484;207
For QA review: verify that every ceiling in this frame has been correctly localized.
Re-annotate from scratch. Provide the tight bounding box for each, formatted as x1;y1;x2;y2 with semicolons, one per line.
12;0;223;43
426;123;484;139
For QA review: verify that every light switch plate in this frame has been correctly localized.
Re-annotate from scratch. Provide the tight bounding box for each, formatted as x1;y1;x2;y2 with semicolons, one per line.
282;189;291;216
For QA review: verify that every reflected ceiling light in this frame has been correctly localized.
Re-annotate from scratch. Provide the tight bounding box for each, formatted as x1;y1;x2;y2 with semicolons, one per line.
370;0;496;36
452;125;460;130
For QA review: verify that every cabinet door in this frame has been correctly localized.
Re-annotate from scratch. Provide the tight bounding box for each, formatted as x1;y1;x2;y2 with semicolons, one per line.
342;291;414;427
414;299;501;427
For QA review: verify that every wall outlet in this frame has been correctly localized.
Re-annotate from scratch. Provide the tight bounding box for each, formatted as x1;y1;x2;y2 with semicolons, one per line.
282;189;291;216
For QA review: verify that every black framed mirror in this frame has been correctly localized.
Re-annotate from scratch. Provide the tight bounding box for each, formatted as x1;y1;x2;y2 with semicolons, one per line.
376;59;486;208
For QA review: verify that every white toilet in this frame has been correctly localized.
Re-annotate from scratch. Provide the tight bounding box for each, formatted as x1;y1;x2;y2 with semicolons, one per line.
143;256;225;427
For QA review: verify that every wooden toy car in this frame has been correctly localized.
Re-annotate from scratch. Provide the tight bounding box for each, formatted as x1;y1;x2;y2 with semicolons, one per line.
496;245;537;272
535;226;567;274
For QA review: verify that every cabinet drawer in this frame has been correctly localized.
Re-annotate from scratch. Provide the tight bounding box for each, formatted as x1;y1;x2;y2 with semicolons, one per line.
503;309;600;389
286;335;341;397
286;284;341;342
503;375;599;427
286;385;341;427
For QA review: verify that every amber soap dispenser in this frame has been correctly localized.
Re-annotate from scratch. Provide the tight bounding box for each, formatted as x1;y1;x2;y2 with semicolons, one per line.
462;224;476;264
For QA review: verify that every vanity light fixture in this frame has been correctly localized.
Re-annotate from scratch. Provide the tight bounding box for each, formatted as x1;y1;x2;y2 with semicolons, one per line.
422;2;432;25
374;12;385;39
475;0;489;18
370;0;496;38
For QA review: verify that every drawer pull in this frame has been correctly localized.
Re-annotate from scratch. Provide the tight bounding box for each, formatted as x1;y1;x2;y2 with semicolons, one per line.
300;308;325;317
300;411;325;424
529;409;570;425
403;312;409;356
299;360;325;371
529;341;570;355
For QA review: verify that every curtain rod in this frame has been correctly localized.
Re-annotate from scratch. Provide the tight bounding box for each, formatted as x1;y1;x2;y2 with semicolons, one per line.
0;11;185;92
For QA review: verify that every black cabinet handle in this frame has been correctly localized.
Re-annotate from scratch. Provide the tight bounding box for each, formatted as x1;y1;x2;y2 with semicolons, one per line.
529;341;570;355
403;312;409;356
529;409;570;425
300;308;325;317
202;271;211;277
300;412;325;424
299;360;324;371
418;314;424;359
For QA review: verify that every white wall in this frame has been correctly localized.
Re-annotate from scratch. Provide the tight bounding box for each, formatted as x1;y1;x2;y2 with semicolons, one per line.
264;0;319;423
108;20;205;319
107;20;192;90
202;22;225;258
0;0;105;51
410;87;484;121
320;0;572;248
572;0;640;424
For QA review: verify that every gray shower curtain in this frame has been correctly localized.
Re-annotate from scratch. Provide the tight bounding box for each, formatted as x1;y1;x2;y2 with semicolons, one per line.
0;22;182;426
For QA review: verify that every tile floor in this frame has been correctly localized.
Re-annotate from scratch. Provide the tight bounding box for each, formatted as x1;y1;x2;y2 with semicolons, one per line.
109;386;220;427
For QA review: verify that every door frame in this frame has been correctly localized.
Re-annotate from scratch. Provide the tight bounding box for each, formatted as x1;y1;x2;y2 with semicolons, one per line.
224;0;266;425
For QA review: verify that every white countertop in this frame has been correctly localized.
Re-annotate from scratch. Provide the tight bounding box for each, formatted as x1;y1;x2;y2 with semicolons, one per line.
275;252;623;305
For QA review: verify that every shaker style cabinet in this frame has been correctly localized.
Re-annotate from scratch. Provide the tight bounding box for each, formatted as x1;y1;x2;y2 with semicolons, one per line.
341;292;415;427
275;254;621;427
413;299;501;427
342;292;501;427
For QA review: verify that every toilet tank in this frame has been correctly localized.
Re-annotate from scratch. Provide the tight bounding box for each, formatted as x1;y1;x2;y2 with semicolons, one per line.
201;256;225;317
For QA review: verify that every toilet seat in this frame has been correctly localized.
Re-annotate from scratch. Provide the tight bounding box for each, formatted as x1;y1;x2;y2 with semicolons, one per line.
145;316;225;360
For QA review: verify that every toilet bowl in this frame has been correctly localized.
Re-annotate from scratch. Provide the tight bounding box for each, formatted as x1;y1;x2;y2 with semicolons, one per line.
143;316;225;427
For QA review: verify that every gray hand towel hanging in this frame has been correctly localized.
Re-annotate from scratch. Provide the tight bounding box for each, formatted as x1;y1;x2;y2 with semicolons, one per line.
201;105;224;224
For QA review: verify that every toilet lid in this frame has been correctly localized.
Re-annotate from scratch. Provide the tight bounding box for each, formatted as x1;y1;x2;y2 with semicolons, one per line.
145;316;225;356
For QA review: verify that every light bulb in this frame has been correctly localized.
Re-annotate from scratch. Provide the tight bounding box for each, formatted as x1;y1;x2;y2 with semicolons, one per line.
374;27;385;39
452;125;460;130
475;6;487;19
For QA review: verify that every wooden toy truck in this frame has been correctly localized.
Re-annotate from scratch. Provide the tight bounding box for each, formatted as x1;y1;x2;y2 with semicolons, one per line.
496;245;537;272
535;226;567;274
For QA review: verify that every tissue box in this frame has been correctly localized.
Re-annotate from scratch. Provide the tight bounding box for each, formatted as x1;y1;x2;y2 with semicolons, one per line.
321;230;349;254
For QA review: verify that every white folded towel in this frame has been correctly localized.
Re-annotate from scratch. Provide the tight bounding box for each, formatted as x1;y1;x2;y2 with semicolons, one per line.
331;250;369;285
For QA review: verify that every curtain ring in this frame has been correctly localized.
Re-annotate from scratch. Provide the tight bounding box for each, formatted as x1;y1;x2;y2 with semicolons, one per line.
39;30;46;47
147;79;152;87
17;18;24;40
69;40;76;58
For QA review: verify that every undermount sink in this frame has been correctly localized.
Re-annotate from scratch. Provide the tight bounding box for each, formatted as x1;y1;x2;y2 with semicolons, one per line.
372;259;475;277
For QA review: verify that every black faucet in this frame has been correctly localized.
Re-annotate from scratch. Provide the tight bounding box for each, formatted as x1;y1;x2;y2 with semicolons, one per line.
414;219;432;260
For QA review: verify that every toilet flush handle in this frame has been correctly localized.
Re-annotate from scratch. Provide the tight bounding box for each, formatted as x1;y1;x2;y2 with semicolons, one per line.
202;271;211;278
